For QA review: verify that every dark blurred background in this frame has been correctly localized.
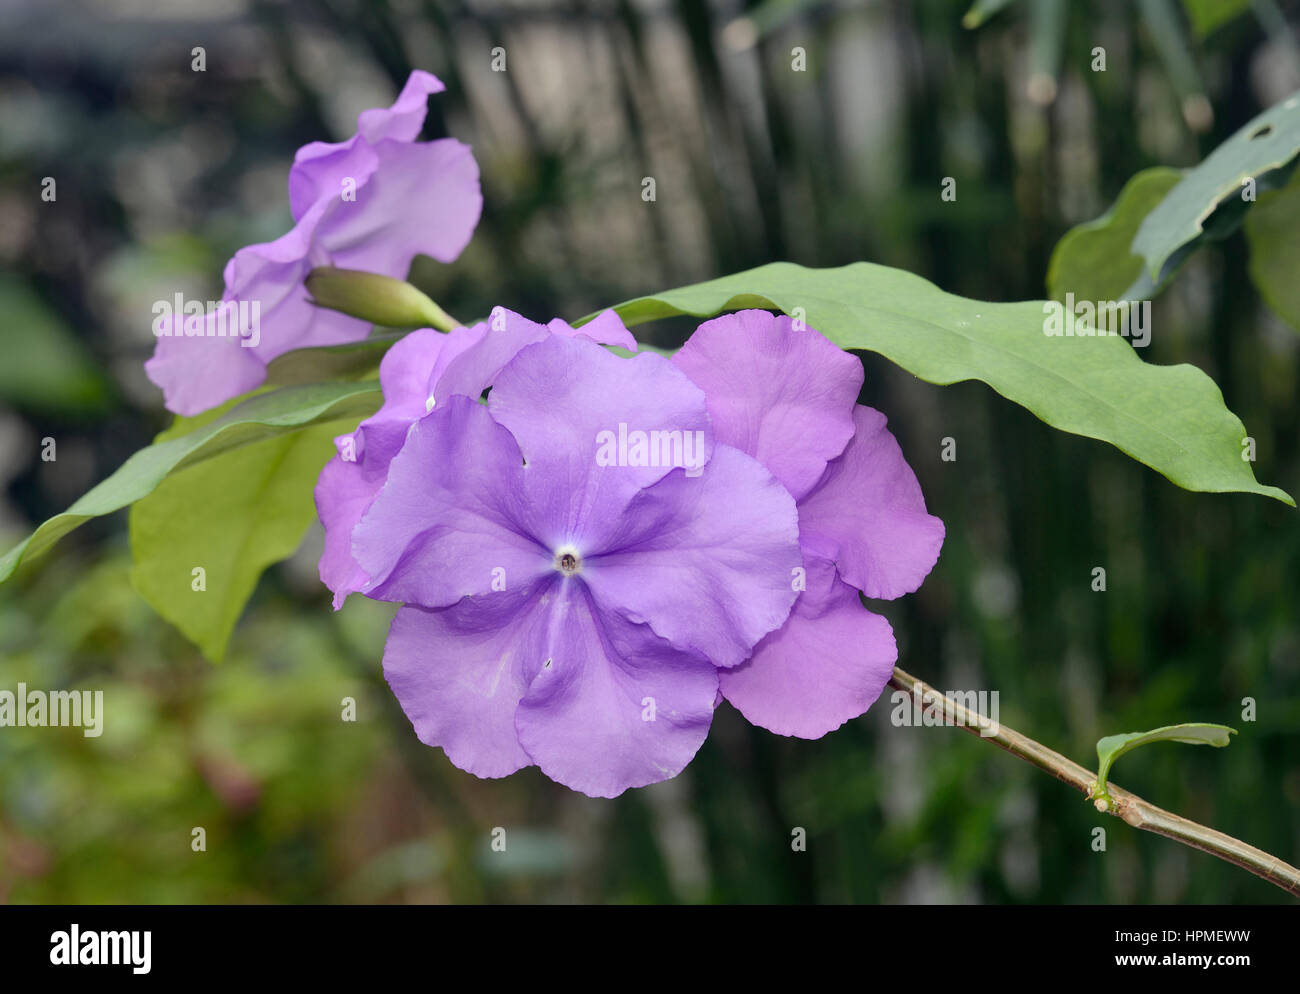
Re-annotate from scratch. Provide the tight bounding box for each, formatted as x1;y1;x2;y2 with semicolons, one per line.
1;0;1298;903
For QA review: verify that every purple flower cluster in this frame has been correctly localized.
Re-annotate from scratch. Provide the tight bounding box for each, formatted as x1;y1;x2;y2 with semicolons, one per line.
322;308;943;797
146;71;481;416
148;70;944;797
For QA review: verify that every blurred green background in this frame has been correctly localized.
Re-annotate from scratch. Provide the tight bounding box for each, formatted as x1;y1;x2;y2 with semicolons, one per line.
1;0;1298;903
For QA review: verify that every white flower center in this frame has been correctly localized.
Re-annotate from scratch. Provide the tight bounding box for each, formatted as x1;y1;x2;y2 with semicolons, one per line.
554;547;581;576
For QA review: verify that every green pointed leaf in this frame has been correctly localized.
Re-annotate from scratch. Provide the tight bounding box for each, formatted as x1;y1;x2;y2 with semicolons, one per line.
129;415;348;662
1091;722;1236;807
1245;162;1300;331
1047;167;1184;302
593;262;1292;504
1133;90;1300;282
0;380;380;583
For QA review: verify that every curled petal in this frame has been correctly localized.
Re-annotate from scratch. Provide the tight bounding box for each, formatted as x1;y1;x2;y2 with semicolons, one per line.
153;195;369;412
289;70;445;219
720;566;897;738
429;307;638;405
143;309;265;418
352;396;550;608
357;69;447;144
323;138;482;275
289;141;379;225
672;309;862;500
314;451;387;610
798;405;945;600
314;329;449;608
151;76;480;417
427;310;550;402
552;309;638;351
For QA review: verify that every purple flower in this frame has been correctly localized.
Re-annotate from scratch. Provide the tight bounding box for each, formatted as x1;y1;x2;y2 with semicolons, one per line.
146;71;482;416
314;307;637;609
671;310;945;738
348;332;803;797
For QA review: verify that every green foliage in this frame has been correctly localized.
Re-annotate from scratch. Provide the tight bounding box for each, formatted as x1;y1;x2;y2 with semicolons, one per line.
600;261;1292;504
0;555;389;903
0;381;380;583
1244;165;1300;331
1047;167;1183;301
1133;91;1300;282
1049;94;1300;333
1181;0;1252;38
0;276;112;415
1092;723;1236;806
264;334;404;387
129;416;348;663
962;0;1021;30
305;267;457;332
3;0;1298;906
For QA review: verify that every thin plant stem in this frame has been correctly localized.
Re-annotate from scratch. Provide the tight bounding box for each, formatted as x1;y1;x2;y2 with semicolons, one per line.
889;665;1300;899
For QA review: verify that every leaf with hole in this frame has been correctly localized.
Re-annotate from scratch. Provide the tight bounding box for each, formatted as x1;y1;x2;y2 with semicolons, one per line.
1133;90;1300;283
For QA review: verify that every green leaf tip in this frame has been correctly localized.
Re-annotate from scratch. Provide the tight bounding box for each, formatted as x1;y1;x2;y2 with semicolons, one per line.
598;260;1294;506
1090;722;1237;807
306;267;459;332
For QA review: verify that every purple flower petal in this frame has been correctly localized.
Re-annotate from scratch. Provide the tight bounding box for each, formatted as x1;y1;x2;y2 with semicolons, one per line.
426;309;551;402
288;141;379;225
148;71;481;416
143;308;265;418
487;334;713;501
317;310;638;609
289;70;445;219
514;582;717;798
321;138;481;274
551;309;638;351
429;307;637;406
357;69;447;143
314;329;449;608
362;327;449;462
718;555;897;737
223;195;370;358
672;309;863;500
798;405;945;600
352;396;551;607
584;444;801;668
383;589;546;780
314;448;390;611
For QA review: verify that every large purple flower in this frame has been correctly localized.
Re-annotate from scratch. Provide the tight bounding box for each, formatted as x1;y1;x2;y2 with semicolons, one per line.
146;70;482;416
671;310;945;738
314;306;637;609
350;333;802;797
